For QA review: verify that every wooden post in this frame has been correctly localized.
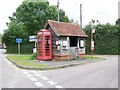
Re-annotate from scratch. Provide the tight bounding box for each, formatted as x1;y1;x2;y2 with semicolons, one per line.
90;22;93;58
57;0;60;22
80;4;82;28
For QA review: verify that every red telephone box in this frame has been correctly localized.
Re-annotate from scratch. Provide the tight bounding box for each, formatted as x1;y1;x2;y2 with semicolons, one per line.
37;29;52;60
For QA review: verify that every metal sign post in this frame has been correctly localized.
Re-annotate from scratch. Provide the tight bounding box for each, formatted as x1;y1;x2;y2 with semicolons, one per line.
16;38;22;54
18;43;20;54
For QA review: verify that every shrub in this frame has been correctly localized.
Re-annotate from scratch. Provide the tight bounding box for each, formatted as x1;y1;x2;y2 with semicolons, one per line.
31;52;37;60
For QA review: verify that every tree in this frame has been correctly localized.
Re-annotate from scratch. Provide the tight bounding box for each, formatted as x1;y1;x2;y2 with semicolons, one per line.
2;21;26;45
0;33;2;43
69;19;79;26
116;19;120;30
116;19;120;54
116;19;120;25
2;0;69;53
3;0;69;45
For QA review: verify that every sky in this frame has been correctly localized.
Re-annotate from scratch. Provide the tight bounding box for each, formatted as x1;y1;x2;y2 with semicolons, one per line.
0;0;119;34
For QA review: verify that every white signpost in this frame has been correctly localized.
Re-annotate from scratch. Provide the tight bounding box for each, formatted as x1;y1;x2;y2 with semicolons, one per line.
29;36;36;42
29;35;37;53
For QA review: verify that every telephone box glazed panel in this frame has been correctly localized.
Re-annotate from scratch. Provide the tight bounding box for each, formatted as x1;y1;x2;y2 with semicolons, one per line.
37;29;52;60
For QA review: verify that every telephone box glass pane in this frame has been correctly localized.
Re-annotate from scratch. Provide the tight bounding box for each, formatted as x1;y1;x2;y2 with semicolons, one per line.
38;36;42;56
45;36;50;56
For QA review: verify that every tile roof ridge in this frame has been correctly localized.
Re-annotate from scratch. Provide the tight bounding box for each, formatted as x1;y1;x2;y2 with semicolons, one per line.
48;20;80;26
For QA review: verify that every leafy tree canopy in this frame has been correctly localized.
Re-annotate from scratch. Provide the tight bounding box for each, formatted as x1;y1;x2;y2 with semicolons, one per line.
116;19;120;25
116;18;120;32
0;33;2;43
3;0;69;44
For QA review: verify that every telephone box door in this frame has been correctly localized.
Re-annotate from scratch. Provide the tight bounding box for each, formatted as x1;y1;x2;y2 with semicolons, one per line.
37;29;52;60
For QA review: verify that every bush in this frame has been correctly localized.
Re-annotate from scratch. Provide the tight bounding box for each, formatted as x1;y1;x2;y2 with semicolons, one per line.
31;52;37;60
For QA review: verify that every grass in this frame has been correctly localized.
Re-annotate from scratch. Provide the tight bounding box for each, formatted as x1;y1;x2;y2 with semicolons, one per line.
6;55;48;68
7;55;32;61
70;55;104;61
6;54;105;69
85;55;105;60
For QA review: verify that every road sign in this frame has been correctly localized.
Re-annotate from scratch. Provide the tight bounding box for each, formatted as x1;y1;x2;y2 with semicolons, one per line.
29;36;37;53
91;41;94;48
29;36;36;42
16;38;22;54
92;29;95;33
91;41;94;51
16;38;22;43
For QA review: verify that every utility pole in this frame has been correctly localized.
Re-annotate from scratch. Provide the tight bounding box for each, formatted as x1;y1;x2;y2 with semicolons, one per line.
80;4;82;28
90;23;93;58
90;22;96;58
57;0;60;22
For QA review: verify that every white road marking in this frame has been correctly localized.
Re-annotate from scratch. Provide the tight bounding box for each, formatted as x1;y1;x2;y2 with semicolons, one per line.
22;70;63;88
30;77;37;81
39;71;47;73
26;74;32;77
31;71;37;74
23;71;28;74
21;70;28;72
22;70;33;77
36;73;42;77
21;70;24;72
40;76;48;80
40;61;46;62
47;81;57;85
55;85;63;88
34;82;44;87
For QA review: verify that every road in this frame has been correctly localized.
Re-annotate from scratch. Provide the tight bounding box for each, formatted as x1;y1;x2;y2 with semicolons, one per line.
0;49;37;88
0;49;118;88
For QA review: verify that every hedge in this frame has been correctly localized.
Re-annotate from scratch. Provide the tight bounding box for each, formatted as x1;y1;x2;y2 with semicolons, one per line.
85;37;118;55
6;43;34;54
85;24;118;55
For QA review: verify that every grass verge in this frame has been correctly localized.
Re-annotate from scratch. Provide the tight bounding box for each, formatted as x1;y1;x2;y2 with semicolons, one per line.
6;54;105;70
85;55;105;60
6;55;48;68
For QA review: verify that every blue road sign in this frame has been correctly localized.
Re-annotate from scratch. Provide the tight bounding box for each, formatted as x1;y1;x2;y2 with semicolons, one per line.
16;38;22;43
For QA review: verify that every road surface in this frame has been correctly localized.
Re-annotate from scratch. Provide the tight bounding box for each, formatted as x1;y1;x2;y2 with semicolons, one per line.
0;49;118;88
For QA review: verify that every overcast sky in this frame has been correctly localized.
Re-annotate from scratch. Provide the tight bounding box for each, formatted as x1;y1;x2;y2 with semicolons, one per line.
0;0;119;34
